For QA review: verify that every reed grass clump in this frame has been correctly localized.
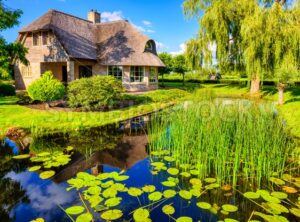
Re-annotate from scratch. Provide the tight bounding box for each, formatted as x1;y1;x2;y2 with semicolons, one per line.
148;96;296;186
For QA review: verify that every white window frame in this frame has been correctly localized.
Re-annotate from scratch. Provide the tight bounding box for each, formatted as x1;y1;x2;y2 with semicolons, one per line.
130;66;145;83
107;66;123;80
149;67;157;83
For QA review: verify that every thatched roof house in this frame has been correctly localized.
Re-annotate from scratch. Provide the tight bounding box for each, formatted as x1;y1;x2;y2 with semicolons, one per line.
14;9;165;91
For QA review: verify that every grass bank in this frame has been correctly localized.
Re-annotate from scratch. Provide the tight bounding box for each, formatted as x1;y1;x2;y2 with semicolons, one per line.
0;89;189;136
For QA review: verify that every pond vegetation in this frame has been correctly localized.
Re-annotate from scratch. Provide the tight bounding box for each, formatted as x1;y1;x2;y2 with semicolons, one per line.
6;96;299;222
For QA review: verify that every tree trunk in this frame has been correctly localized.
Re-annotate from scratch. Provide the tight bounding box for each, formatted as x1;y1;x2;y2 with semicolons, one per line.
250;76;260;95
278;83;285;105
183;73;185;86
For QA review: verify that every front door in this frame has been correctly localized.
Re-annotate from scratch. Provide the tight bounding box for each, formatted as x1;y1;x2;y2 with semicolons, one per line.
62;66;68;82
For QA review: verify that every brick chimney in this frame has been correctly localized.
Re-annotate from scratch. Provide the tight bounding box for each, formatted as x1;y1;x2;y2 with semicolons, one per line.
88;10;101;24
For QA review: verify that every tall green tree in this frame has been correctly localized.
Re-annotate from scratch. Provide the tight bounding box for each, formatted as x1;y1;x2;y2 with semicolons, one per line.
185;38;204;70
0;0;28;79
172;54;188;86
183;0;295;95
158;52;173;87
242;1;300;103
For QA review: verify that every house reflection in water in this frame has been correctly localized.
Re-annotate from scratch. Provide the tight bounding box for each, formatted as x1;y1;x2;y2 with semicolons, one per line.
52;115;150;183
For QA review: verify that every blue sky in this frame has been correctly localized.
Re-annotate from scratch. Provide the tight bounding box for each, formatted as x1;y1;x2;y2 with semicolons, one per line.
1;0;199;54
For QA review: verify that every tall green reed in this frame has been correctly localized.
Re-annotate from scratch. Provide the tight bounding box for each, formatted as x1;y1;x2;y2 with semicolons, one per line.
148;91;296;186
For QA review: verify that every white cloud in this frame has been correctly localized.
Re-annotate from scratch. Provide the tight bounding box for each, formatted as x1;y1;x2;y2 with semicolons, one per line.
142;20;152;27
155;41;166;51
101;11;123;22
146;29;155;33
133;23;146;32
170;43;187;56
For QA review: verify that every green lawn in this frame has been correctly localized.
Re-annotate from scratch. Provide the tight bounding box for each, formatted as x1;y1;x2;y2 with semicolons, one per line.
1;84;300;138
0;89;189;136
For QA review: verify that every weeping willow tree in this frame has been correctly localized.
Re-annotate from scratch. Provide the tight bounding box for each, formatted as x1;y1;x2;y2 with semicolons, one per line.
183;0;297;95
241;2;300;102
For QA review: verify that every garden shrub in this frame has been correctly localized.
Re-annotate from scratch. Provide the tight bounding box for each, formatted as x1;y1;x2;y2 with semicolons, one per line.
67;76;125;110
27;71;65;102
0;83;16;96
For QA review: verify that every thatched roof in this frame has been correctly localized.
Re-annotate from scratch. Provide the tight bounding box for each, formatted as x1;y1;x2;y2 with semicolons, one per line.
19;10;165;66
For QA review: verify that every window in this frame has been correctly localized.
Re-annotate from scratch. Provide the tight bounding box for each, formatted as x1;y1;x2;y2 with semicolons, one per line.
130;66;144;82
108;66;123;80
79;66;93;78
42;31;49;45
32;32;40;46
144;40;156;54
149;67;157;83
21;66;32;77
145;41;153;51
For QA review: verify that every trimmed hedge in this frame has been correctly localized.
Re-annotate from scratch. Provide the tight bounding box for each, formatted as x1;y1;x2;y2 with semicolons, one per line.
0;83;16;96
159;78;300;86
27;71;65;102
67;76;125;110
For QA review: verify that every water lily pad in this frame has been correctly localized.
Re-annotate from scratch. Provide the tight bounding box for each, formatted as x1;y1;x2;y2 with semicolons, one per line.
161;181;176;187
205;183;220;190
197;202;211;209
87;186;101;195
114;175;129;181
179;190;192;200
204;178;217;183
13;154;30;159
111;183;127;192
101;209;123;221
30;218;44;222
151;162;165;168
101;180;114;188
221;210;229;215
76;213;92;222
148;191;163;201
164;156;175;162
224;219;239;222
37;152;50;157
29;166;41;172
142;185;156;193
65;206;85;215
128;187;143;197
221;184;232;191
267;203;289;214
190;189;201;197
167;168;179;175
39;170;55;179
104;197;122;207
190;169;200;176
222;204;238;212
168;177;179;183
282;186;297;194
176;216;193;222
88;195;103;208
269;177;285;185
290;208;300;217
244;192;260;199
271;192;288;199
97;173;110;180
162;205;175;215
261;193;281;204
133;208;150;221
190;178;202;186
102;188;117;198
180;172;191;178
163;189;177;198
